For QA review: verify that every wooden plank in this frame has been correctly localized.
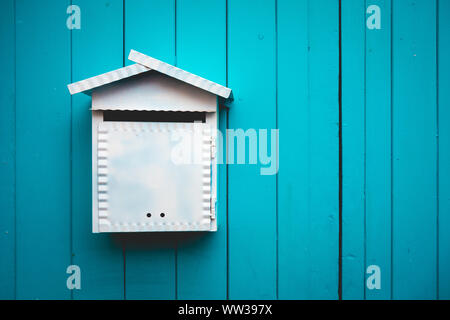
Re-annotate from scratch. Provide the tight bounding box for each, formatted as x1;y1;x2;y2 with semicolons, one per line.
438;0;450;300
0;0;15;300
277;0;311;299
365;0;392;300
341;0;366;300
15;0;71;299
278;0;339;299
392;0;437;299
302;0;339;299
227;0;277;299
175;0;227;299
71;0;125;299
124;0;175;63
123;0;176;300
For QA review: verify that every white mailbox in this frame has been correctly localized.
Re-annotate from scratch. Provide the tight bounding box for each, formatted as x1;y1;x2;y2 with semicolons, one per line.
68;50;232;233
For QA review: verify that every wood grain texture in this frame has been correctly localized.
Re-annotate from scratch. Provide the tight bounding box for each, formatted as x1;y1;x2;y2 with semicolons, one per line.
15;0;72;299
365;0;392;300
341;0;366;300
71;0;125;299
278;0;312;299
392;0;437;300
0;0;15;300
303;0;339;299
175;0;227;300
278;0;339;300
227;0;277;299
438;0;450;300
343;0;441;300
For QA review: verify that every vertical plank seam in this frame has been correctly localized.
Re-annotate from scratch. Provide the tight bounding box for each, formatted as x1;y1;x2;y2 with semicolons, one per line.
175;247;178;300
174;0;177;66
363;0;367;301
225;0;230;301
174;0;178;300
122;0;127;300
123;0;126;67
275;0;279;301
13;0;17;300
436;0;440;301
390;0;394;300
307;0;312;297
338;0;343;300
69;0;74;301
123;246;126;300
226;111;229;300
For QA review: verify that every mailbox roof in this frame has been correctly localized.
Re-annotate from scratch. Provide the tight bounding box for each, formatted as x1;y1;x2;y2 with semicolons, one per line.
68;50;232;99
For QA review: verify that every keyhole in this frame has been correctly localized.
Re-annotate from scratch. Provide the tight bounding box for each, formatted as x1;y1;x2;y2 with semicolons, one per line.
160;213;165;218
146;213;151;218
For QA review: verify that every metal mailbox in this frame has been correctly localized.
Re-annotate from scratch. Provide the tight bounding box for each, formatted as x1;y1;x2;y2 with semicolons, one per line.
68;50;232;233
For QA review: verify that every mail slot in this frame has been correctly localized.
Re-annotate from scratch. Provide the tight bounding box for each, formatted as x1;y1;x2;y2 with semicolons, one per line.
68;50;232;233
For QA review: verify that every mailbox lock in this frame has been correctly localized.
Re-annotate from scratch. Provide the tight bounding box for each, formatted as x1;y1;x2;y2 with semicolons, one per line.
146;213;152;218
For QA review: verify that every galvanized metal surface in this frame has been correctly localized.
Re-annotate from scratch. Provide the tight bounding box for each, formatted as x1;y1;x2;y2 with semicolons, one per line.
91;71;217;112
67;49;232;100
95;122;212;232
128;50;232;99
67;63;150;95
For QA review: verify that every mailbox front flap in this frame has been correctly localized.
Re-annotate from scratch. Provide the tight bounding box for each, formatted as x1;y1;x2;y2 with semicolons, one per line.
96;121;213;232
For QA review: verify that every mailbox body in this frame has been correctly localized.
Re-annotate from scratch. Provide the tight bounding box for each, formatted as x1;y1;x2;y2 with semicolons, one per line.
90;72;219;233
68;50;231;233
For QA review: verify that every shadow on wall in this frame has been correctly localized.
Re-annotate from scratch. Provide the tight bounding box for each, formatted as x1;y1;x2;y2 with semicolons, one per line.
112;232;208;250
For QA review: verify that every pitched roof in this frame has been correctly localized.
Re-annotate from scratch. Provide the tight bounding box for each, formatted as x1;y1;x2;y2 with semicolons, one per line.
67;63;150;95
68;50;232;99
128;50;231;99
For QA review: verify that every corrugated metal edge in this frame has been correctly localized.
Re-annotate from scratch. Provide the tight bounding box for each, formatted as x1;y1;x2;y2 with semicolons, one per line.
67;63;150;95
201;130;213;230
128;49;232;99
97;125;110;232
90;106;216;112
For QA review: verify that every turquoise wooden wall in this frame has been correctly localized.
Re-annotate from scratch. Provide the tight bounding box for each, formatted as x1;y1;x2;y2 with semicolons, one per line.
342;0;449;299
0;0;447;300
